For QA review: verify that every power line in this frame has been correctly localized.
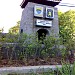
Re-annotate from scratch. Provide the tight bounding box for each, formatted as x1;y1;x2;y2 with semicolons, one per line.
58;3;75;7
60;3;75;5
59;5;75;7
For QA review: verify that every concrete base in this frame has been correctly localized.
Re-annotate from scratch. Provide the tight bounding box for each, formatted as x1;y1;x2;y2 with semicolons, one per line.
0;65;62;75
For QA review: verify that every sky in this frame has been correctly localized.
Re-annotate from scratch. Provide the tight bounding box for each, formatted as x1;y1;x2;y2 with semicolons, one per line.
0;0;75;33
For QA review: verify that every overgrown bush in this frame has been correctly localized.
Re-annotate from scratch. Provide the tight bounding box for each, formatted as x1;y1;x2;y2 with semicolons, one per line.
0;33;75;64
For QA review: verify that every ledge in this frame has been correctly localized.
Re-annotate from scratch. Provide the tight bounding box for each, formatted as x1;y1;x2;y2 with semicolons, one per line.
0;65;62;75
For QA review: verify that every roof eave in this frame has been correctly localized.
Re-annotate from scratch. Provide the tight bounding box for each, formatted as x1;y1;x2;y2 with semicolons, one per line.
20;0;60;8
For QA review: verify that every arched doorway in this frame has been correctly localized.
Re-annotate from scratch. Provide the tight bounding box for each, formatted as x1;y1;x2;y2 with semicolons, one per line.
37;29;49;41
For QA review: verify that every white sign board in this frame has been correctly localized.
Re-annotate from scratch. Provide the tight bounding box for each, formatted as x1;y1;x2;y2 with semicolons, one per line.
34;6;43;17
36;19;52;27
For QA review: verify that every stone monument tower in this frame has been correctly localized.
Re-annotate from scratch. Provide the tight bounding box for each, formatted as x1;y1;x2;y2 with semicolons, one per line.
20;0;61;39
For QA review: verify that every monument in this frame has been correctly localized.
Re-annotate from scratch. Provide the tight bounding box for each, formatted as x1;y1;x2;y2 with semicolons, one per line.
20;0;62;40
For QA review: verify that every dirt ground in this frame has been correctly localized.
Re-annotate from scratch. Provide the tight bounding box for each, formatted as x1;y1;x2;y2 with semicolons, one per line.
0;57;74;67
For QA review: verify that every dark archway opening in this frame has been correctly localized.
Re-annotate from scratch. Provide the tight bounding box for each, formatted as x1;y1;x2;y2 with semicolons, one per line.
37;29;49;42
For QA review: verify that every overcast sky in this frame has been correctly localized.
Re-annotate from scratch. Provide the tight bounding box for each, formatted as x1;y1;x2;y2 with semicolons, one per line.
0;0;75;33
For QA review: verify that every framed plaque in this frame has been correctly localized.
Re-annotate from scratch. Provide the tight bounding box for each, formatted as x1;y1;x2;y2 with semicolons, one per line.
46;7;54;19
34;6;43;17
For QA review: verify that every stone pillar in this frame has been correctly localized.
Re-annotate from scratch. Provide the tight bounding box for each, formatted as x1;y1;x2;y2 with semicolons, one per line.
20;2;59;36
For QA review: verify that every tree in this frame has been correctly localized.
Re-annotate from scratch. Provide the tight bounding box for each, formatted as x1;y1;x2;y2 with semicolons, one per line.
58;10;75;50
0;21;20;43
9;21;20;34
0;27;4;33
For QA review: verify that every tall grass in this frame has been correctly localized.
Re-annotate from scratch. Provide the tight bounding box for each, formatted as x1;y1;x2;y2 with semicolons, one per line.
57;62;75;75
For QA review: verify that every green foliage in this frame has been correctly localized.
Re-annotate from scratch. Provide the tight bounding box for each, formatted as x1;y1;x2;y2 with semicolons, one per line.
58;10;75;51
43;35;62;57
18;34;42;59
0;32;66;60
9;21;20;34
58;63;71;75
0;27;4;33
71;62;75;75
57;62;75;75
0;33;19;43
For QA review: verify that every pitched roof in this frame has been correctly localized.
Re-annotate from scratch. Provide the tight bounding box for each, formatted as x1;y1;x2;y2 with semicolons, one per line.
20;0;61;8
